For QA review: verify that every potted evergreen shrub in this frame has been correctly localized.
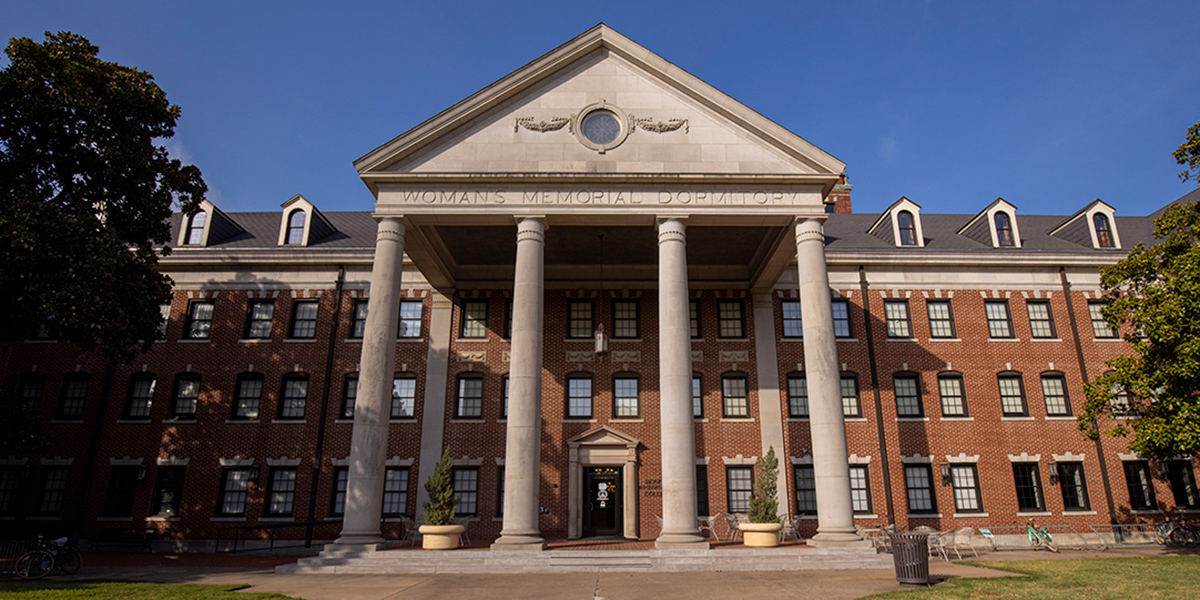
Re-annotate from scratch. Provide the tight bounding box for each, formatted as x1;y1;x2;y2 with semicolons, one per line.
418;447;465;550
739;446;783;547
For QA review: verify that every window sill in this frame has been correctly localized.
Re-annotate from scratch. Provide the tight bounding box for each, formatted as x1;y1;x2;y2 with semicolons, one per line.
1062;510;1097;516
787;417;810;422
953;512;990;518
164;419;197;424
50;419;84;424
690;338;705;343
885;337;917;342
611;338;642;343
226;419;259;423
146;516;181;522
272;419;308;424
455;338;489;343
1016;511;1052;517
1093;337;1124;342
694;417;709;423
96;516;134;522
1127;509;1164;515
398;337;425;343
177;339;211;344
211;517;246;522
843;417;867;422
799;515;819;520
780;338;803;343
283;338;317;343
1045;416;1076;420
238;338;271;344
259;517;295;522
1001;416;1035;421
719;417;755;423
1175;508;1200;514
335;419;354;424
116;419;152;423
940;416;974;421
896;417;929;422
853;514;879;520
908;513;943;518
988;338;1022;342
495;419;506;423
835;338;859;343
717;338;750;342
563;418;598;423
1030;338;1063;342
610;418;644;423
927;338;961;342
564;338;592;343
390;418;417;423
28;516;62;521
24;339;57;344
449;418;485;423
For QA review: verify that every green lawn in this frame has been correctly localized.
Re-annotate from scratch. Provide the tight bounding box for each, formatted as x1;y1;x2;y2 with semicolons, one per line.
0;582;295;599
865;556;1200;599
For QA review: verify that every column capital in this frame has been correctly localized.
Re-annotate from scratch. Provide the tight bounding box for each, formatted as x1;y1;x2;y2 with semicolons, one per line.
794;217;826;245
374;216;407;243
656;216;687;245
515;216;546;243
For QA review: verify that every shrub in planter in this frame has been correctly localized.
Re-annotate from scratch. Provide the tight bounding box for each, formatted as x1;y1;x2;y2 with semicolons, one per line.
419;447;464;550
741;446;782;547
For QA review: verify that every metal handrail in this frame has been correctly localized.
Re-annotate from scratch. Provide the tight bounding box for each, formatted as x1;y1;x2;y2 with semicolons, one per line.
215;519;340;554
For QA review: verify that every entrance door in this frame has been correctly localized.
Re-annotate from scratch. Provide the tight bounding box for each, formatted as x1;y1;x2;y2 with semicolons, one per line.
583;466;622;537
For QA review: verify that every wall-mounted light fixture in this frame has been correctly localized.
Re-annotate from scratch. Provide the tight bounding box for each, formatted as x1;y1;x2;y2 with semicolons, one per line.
249;465;261;487
940;462;951;486
137;465;149;480
1048;460;1058;485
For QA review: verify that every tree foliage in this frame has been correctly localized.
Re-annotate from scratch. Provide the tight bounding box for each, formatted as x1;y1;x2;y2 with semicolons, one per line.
1175;119;1200;184
1081;200;1200;460
0;32;205;365
422;447;458;526
747;446;779;523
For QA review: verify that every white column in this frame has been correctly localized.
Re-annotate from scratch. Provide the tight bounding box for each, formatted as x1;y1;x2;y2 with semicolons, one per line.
655;217;708;549
492;216;547;551
795;217;862;546
337;216;405;547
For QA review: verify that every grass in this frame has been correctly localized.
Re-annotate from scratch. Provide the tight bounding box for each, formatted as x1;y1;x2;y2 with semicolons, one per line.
864;556;1200;599
0;582;295;599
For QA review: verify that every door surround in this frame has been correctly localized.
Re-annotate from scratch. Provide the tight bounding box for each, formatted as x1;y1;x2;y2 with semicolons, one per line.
567;425;640;539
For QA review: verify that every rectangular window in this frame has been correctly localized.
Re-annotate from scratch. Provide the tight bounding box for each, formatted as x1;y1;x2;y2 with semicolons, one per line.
350;300;368;339
57;374;88;420
1167;460;1199;508
904;465;936;513
0;468;22;515
185;301;214;339
999;373;1027;416
567;300;593;338
794;465;816;515
460;300;488;338
985;301;1014;338
171;375;200;419
18;373;44;406
1123;461;1157;510
696;464;709;517
788;375;809;418
233;375;262;419
722;375;749;418
453;468;479;516
689;299;701;339
1012;463;1044;511
340;375;358;419
395;299;422;338
726;466;753;513
217;468;250;516
692;376;703;418
894;374;922;417
502;376;509;418
279;376;308;419
382;468;409;516
717;300;744;338
1057;463;1090;511
841;375;861;418
1041;374;1071;416
152;466;185;518
884;300;912;338
392;376;416;419
938;373;967;417
124;375;156;419
504;299;513;339
951;465;983;513
330;467;348;516
38;467;69;515
1027;301;1056;339
290;301;318;338
455;376;482;419
245;301;274;339
926;300;955;338
103;465;140;518
266;468;297;516
567;376;593;418
613;376;639;418
831;300;852;338
612;300;639;338
1089;302;1117;338
781;300;803;338
496;467;505;517
849;465;872;514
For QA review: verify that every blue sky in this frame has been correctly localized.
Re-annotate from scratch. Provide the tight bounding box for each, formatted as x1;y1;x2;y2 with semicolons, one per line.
5;1;1199;217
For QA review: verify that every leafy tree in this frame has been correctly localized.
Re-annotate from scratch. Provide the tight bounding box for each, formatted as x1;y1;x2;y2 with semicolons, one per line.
747;446;779;524
422;447;459;526
0;32;206;365
1081;200;1200;459
1174;119;1200;184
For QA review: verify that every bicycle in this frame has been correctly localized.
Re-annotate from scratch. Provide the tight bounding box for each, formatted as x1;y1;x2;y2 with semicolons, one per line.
1157;517;1198;546
1024;518;1058;552
14;536;81;580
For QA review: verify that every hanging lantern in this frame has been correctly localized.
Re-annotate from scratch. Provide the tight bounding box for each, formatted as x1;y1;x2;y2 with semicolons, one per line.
594;323;609;357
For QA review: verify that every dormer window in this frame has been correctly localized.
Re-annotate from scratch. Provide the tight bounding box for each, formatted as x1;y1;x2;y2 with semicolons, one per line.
286;210;306;245
1093;214;1115;248
994;212;1015;247
897;211;918;246
185;212;207;245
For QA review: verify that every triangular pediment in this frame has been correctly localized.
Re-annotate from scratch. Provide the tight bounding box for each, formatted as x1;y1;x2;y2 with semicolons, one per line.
356;24;844;191
567;425;641;448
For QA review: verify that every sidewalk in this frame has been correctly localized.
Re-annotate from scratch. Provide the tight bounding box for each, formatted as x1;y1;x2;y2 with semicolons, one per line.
23;546;1193;600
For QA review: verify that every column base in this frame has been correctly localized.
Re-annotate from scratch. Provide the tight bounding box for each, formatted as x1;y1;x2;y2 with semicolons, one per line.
655;532;710;549
491;534;547;551
332;529;388;550
809;531;871;548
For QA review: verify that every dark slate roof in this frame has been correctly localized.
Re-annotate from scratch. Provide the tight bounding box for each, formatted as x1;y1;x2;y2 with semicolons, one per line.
170;211;377;249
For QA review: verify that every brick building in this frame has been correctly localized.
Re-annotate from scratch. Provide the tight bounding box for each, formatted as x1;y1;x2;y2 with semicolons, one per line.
2;25;1198;552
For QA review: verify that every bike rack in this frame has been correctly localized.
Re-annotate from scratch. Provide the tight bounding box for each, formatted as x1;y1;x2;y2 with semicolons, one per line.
976;525;1100;551
1088;524;1159;548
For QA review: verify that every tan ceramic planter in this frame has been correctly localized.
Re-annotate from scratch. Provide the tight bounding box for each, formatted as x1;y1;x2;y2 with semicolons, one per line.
739;522;783;548
419;524;465;550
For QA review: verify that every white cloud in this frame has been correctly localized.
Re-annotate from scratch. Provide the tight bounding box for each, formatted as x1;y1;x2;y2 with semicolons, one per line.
880;137;898;161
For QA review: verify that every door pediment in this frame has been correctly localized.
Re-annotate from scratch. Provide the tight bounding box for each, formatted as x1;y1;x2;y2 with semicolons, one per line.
568;425;641;450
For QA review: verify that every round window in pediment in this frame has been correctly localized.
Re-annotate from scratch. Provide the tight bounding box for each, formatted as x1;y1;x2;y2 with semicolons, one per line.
573;102;630;153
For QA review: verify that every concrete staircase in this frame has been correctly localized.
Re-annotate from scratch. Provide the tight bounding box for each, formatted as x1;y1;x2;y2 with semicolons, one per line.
277;545;892;574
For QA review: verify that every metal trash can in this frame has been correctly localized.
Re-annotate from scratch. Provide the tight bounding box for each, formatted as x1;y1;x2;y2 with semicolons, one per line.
889;531;931;585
